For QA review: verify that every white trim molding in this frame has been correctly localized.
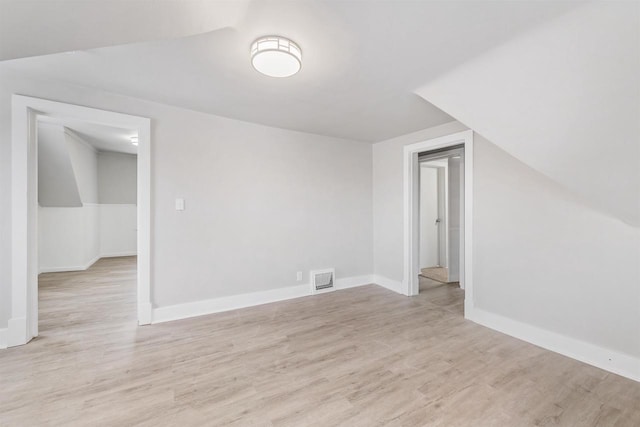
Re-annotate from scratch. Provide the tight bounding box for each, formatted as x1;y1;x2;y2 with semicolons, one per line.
402;130;474;306
0;328;7;349
372;275;405;295
10;94;152;348
39;255;100;274
100;252;138;258
335;275;374;290
152;275;375;324
467;307;640;382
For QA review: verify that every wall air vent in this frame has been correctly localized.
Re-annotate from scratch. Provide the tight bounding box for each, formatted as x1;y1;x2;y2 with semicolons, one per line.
310;268;335;294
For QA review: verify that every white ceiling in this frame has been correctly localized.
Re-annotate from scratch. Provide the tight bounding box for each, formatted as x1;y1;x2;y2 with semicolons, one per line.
0;0;249;60
1;1;579;142
38;116;138;155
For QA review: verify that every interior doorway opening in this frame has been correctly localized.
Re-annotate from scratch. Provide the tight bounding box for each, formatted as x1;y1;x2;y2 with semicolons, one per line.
9;95;151;348
36;117;140;337
403;129;473;316
417;146;464;303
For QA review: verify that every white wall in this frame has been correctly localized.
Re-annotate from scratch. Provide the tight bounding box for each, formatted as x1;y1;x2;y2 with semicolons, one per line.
38;205;100;272
419;166;439;269
38;128;101;272
471;135;640;360
98;152;137;204
97;152;137;258
0;69;373;327
99;204;137;257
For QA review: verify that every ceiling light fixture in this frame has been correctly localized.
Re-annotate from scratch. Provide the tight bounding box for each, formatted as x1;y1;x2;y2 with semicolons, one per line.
130;135;139;146
251;36;301;78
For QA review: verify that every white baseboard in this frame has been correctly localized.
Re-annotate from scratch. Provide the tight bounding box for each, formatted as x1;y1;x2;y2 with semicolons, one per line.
467;307;640;383
153;284;309;324
372;275;405;295
7;316;28;347
0;328;7;349
38;252;137;274
137;302;152;326
335;275;374;290
152;275;376;324
39;255;100;274
101;251;137;258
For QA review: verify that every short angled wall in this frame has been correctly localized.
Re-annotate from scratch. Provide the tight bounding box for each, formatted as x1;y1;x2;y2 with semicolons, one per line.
38;205;100;273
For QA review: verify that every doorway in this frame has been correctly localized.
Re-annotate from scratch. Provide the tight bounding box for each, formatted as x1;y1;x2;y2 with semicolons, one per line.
8;95;151;347
402;130;474;316
37;117;140;337
418;149;463;310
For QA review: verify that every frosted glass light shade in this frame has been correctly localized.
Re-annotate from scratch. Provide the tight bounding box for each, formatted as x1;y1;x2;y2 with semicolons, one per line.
251;36;301;78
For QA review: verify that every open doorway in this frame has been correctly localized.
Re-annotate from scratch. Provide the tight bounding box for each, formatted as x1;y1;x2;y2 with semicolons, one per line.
417;147;464;309
9;95;151;348
402;130;473;316
37;117;139;336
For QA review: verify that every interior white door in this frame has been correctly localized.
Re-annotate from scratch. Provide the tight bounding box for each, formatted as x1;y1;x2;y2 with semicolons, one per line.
419;166;439;268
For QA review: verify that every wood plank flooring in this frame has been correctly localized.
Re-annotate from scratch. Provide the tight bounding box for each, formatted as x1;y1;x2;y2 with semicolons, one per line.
1;256;639;426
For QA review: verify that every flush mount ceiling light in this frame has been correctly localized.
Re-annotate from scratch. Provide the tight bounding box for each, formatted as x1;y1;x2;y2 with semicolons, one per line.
251;36;301;78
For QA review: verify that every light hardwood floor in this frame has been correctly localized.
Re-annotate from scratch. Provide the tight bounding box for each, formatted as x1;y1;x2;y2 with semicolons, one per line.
1;256;639;426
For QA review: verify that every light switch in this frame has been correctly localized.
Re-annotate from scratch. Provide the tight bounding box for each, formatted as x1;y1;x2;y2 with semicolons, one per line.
175;198;185;211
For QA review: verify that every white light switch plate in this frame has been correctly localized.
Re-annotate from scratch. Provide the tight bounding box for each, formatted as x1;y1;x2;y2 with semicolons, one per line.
175;198;185;211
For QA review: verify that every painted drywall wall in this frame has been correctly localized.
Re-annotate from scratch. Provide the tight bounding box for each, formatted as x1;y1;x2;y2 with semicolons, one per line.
98;152;137;204
419;166;439;269
65;130;99;203
471;135;640;359
416;2;640;227
100;204;137;257
0;69;373;327
447;156;461;282
37;123;82;207
39;205;100;272
38;129;101;272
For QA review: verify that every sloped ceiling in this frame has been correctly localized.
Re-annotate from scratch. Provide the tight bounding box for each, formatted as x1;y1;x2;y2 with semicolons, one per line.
38;123;82;207
0;0;249;60
416;2;640;226
0;1;579;142
39;116;138;155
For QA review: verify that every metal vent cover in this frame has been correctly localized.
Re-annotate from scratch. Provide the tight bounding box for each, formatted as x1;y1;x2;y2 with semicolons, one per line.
310;268;335;294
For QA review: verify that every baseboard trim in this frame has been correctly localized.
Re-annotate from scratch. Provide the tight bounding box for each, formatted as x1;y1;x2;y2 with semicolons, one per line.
467;307;640;383
101;252;137;258
335;275;374;290
38;252;136;274
152;275;376;324
0;328;7;349
372;275;405;295
7;316;29;347
137;302;152;326
39;255;100;274
153;284;309;324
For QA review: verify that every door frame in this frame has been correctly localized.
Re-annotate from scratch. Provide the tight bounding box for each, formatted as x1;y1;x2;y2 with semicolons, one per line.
8;95;152;347
403;130;474;312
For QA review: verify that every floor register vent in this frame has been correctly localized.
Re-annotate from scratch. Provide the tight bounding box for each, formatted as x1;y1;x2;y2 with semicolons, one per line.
311;268;335;294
